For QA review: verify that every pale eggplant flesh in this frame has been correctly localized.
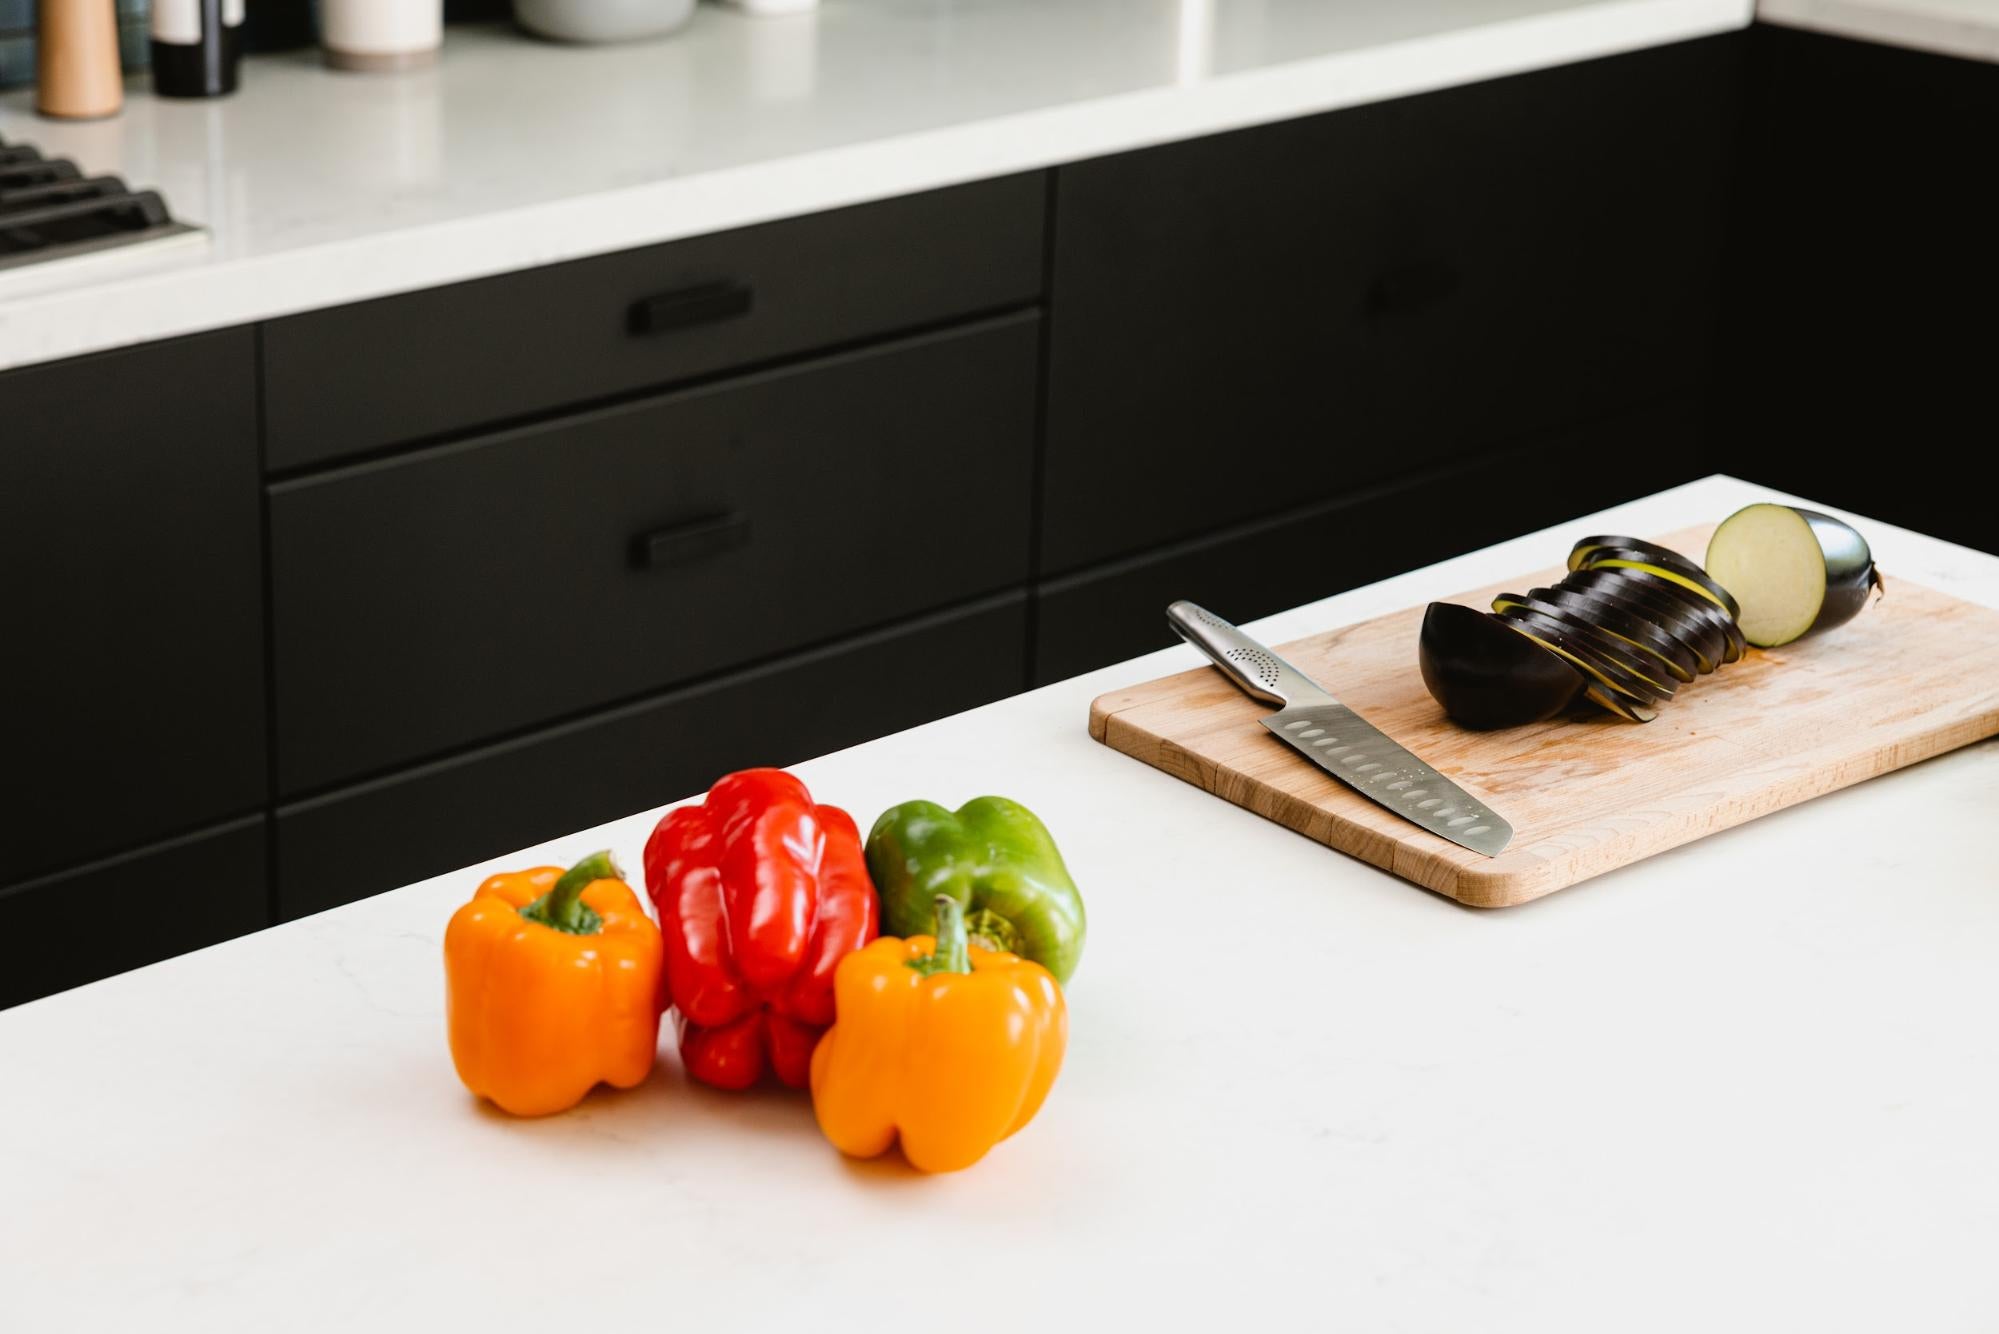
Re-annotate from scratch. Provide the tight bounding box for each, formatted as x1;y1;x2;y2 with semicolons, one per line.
1705;504;1884;648
1419;601;1586;729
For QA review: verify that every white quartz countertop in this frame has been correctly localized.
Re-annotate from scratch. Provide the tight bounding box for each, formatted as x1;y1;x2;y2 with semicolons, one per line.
4;475;1996;1331
1760;0;1999;62
0;0;1752;373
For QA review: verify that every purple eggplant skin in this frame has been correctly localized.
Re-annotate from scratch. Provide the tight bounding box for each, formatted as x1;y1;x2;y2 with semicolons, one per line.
1791;507;1885;641
1419;601;1586;729
1570;544;1742;621
1794;508;1885;636
1493;605;1675;705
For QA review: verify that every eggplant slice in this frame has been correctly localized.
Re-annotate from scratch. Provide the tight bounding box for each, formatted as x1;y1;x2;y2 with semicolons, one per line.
1566;565;1746;663
1492;595;1681;697
1571;545;1742;621
1705;504;1884;647
1528;585;1701;682
1495;605;1674;706
1419;602;1586;729
1495;614;1660;723
1554;570;1729;672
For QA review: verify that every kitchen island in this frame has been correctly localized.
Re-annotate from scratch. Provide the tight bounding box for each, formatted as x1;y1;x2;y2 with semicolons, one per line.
4;474;1994;1331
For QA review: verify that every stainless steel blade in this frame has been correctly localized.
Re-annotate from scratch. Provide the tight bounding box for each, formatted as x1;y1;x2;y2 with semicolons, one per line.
1166;599;1516;857
1261;703;1513;856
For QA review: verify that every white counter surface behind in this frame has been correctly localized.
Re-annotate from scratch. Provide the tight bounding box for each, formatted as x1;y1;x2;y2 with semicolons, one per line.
1761;0;1999;62
4;475;1995;1331
0;0;1750;372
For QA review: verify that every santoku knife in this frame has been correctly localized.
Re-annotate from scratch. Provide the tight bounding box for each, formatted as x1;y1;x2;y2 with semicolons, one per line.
1165;600;1514;857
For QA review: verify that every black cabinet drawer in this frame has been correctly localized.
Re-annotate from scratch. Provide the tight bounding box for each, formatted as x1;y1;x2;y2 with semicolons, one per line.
1033;396;1708;684
1041;37;1734;576
276;591;1027;919
0;816;268;1011
0;331;267;885
271;314;1038;795
263;173;1047;470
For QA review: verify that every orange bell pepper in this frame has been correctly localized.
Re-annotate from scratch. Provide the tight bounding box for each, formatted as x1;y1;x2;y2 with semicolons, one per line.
444;851;663;1117
810;894;1067;1173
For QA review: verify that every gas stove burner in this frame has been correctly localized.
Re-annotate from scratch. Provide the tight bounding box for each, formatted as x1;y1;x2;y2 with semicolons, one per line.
0;134;201;276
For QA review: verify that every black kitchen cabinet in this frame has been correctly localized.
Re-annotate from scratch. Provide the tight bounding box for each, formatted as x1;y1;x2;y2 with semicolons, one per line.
1371;38;1737;459
1722;26;1999;555
1033;395;1709;683
275;592;1027;919
262;173;1047;471
0;330;267;888
1042;103;1389;575
270;313;1039;795
1041;35;1739;575
0;816;268;1010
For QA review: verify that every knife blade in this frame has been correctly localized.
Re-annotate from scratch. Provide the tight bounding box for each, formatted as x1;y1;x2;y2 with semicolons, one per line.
1165;599;1513;857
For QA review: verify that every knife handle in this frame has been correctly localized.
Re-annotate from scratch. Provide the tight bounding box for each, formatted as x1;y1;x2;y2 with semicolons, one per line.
1165;600;1329;708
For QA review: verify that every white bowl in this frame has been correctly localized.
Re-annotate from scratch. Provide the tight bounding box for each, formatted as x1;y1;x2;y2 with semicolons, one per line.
513;0;696;43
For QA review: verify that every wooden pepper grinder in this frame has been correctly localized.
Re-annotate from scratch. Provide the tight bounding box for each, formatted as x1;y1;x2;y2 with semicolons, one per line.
37;0;124;120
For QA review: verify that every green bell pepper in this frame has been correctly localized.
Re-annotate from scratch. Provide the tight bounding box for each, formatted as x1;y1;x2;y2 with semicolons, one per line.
864;797;1086;985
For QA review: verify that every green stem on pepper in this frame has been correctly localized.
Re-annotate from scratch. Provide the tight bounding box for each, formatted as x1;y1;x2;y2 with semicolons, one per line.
520;851;617;935
904;894;970;976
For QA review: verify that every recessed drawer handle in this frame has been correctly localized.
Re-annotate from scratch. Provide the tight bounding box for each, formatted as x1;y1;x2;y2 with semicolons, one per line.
628;280;755;337
631;512;753;570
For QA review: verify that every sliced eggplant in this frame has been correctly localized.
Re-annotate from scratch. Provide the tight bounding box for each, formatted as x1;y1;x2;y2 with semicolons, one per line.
1527;585;1700;683
1493;596;1679;698
1704;504;1885;647
1552;571;1729;671
1564;566;1746;663
1569;535;1730;591
1580;683;1659;725
1571;545;1742;621
1494;605;1674;706
1419;602;1586;729
1494;614;1660;723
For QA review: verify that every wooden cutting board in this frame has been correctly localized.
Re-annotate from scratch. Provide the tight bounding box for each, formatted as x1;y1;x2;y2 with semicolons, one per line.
1088;525;1999;907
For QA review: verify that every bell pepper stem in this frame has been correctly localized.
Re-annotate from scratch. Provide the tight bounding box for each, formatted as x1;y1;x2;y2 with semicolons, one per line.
520;851;617;935
905;894;970;976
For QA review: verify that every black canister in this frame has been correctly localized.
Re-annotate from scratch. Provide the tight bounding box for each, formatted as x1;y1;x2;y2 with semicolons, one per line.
150;0;243;98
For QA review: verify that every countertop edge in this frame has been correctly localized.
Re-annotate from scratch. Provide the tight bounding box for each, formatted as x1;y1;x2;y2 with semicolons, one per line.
1758;0;1999;65
0;0;1751;374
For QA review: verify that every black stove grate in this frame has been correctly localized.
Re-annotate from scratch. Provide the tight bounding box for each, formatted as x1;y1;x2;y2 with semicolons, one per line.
0;134;191;272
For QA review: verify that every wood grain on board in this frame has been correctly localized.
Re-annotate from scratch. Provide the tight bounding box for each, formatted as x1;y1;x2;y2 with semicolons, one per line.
1089;526;1999;907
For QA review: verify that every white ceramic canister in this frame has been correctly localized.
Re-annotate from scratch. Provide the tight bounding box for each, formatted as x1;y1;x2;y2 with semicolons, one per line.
321;0;444;71
513;0;695;42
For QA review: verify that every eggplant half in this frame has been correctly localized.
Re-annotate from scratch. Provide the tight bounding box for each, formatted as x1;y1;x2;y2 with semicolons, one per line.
1420;601;1585;729
1704;504;1884;647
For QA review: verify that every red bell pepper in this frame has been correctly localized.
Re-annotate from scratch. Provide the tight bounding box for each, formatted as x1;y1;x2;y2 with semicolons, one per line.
643;768;877;1089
